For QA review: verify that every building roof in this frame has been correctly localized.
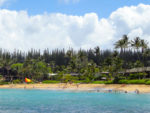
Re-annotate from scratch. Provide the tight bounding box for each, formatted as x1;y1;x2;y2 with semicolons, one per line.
125;67;150;73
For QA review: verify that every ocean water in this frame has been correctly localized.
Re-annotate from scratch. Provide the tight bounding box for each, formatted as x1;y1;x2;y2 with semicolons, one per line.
0;89;150;113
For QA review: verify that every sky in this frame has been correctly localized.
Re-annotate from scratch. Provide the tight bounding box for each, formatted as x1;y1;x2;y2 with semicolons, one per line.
0;0;150;51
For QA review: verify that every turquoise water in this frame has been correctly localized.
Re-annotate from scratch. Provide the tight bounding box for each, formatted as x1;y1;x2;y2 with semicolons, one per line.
0;89;150;113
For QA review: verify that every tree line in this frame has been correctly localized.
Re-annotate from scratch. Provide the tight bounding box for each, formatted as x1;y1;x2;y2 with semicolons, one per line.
0;35;150;83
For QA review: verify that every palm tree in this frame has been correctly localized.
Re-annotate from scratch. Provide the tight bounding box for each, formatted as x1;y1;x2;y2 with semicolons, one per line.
131;37;141;60
140;39;149;53
122;35;130;52
77;50;88;73
114;39;124;53
131;37;141;52
114;35;129;53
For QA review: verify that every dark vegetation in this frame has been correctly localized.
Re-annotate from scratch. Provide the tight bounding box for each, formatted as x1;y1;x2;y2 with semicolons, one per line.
0;35;150;84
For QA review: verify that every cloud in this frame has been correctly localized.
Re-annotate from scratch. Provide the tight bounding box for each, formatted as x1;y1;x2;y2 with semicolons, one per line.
59;0;80;4
109;4;150;44
0;0;7;6
0;4;150;51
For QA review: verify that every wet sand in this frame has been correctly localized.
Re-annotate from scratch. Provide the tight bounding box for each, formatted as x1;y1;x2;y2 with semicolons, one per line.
0;83;150;93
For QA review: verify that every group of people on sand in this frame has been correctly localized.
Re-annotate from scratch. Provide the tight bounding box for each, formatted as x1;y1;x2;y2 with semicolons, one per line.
9;82;141;94
96;89;140;94
124;89;140;94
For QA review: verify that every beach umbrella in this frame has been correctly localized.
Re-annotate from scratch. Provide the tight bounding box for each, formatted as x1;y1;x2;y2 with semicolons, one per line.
25;78;32;83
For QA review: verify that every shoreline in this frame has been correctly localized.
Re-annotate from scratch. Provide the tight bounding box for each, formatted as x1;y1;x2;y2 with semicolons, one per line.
0;83;150;93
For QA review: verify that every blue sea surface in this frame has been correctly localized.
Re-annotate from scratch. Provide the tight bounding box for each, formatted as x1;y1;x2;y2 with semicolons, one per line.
0;89;150;113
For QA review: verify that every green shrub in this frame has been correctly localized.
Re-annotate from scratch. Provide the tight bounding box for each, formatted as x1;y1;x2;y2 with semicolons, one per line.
105;80;113;84
0;81;9;85
42;80;60;84
118;79;148;84
129;73;138;79
118;80;128;84
83;78;91;83
62;74;78;83
12;79;22;84
145;80;150;85
130;80;146;84
129;73;147;79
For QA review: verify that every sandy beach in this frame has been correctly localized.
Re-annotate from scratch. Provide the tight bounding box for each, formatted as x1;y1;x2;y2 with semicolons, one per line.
0;83;150;93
